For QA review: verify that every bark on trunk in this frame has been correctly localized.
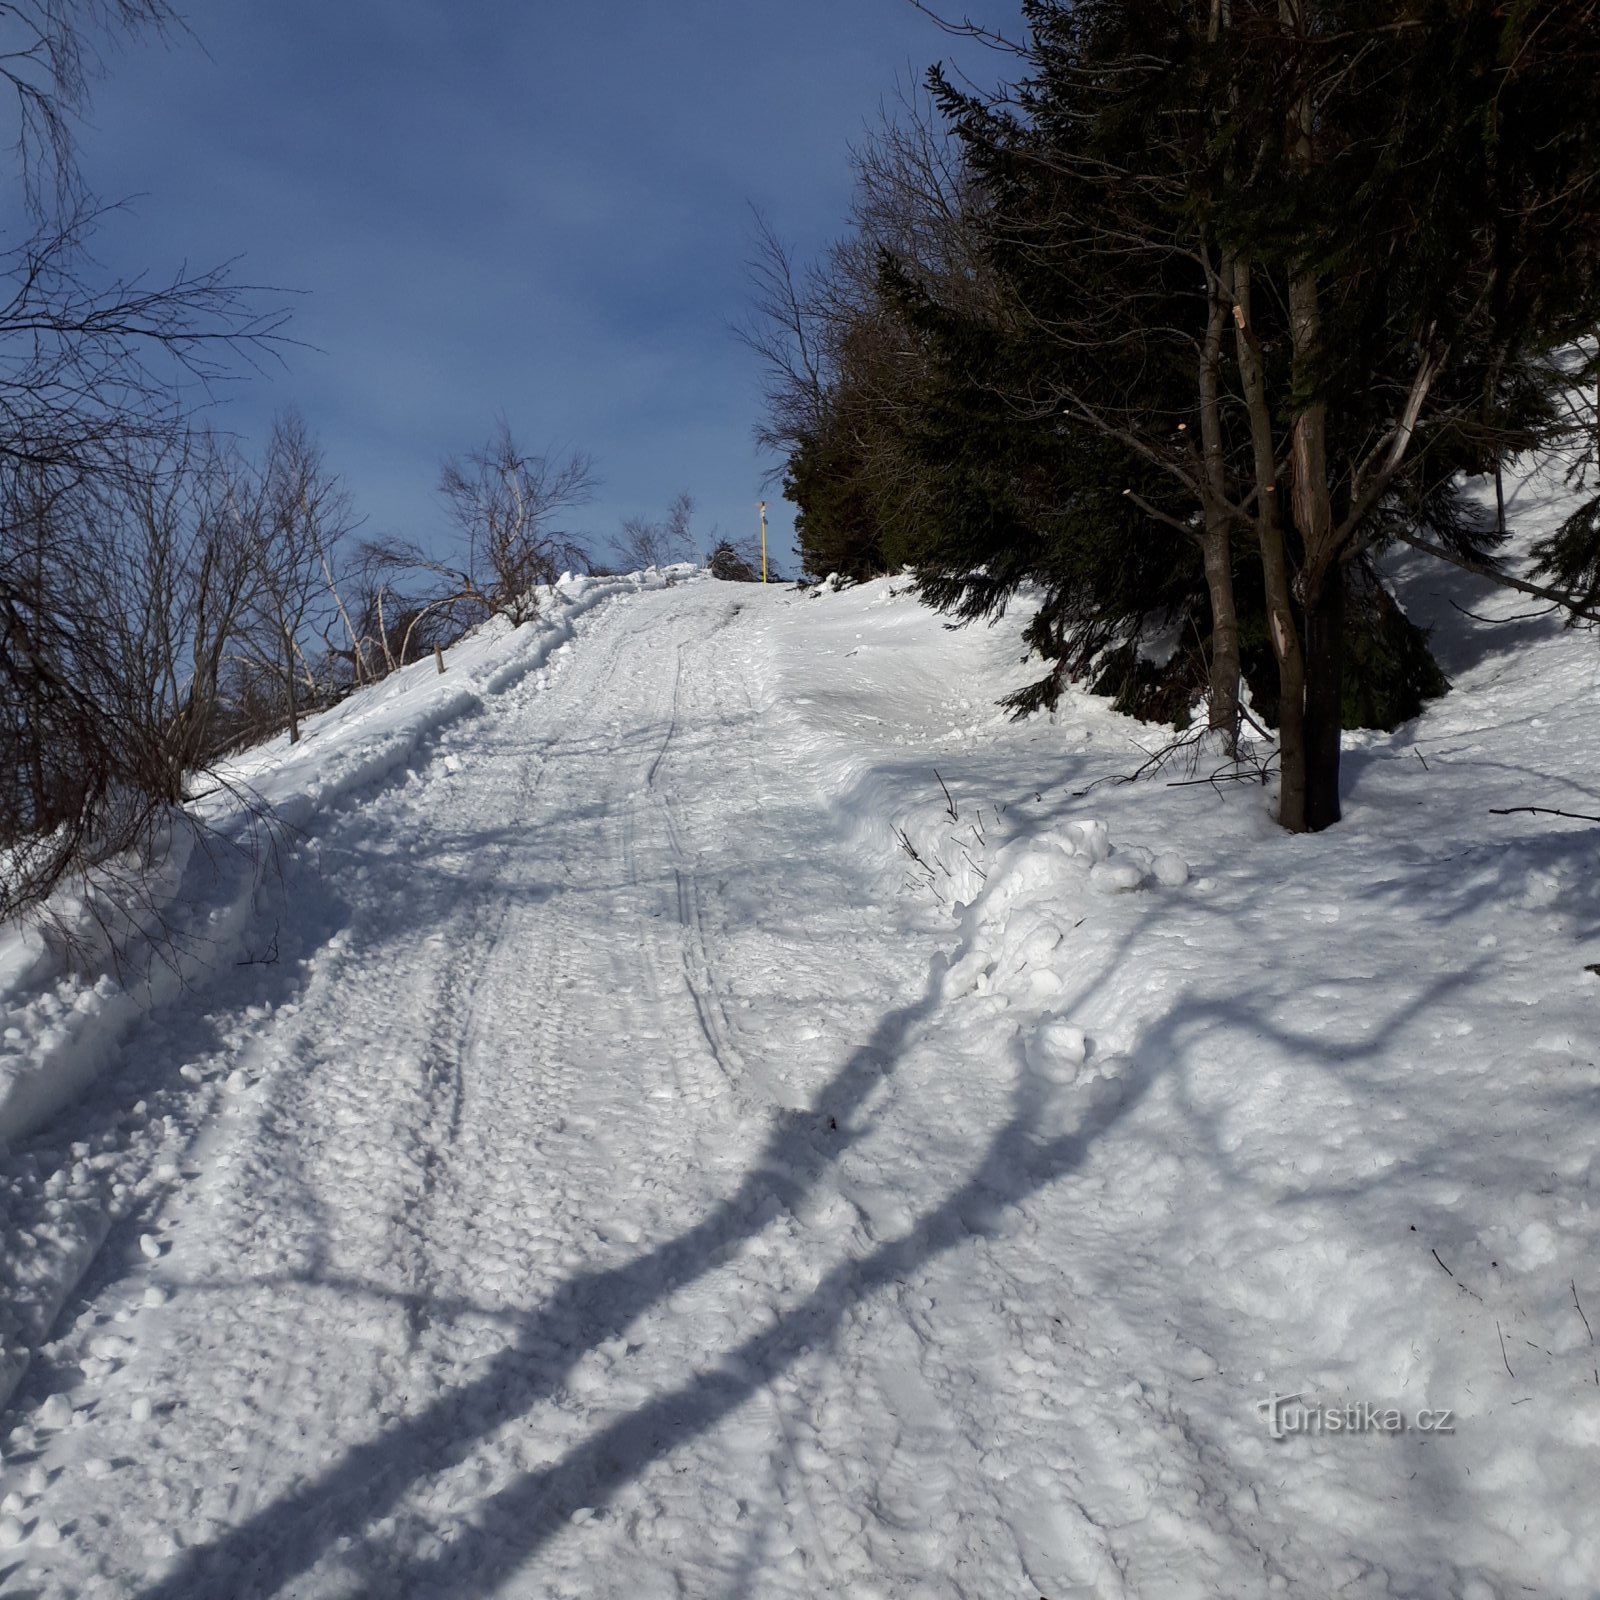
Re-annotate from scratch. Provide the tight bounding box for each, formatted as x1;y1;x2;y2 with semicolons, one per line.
1286;262;1341;832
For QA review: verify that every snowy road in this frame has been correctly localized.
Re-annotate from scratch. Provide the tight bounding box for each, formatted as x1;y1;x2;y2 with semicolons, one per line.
5;569;1598;1599
6;584;1038;1599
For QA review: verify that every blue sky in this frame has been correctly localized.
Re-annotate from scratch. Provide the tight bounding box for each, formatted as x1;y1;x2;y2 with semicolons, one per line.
66;0;1021;572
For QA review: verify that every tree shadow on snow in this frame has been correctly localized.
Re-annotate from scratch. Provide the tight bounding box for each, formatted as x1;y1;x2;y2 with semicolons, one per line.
126;951;965;1598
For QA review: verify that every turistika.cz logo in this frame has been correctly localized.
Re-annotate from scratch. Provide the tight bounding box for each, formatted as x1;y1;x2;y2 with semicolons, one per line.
1258;1393;1456;1440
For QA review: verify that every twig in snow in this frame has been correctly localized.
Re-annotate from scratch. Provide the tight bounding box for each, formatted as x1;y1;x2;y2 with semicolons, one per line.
894;827;950;903
893;826;929;869
935;768;958;821
1430;1245;1482;1301
1489;805;1600;824
1074;727;1204;795
1573;1281;1598;1385
1414;749;1430;771
1165;769;1265;789
1497;1321;1515;1379
235;929;280;967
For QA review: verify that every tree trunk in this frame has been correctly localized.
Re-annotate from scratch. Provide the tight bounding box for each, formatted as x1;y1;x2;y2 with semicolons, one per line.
1286;267;1340;831
283;633;300;745
1199;526;1241;745
1198;245;1241;748
1279;4;1341;831
1301;567;1344;831
1230;255;1308;830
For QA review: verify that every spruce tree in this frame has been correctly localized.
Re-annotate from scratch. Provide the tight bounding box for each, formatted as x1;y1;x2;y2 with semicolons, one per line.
916;0;1600;830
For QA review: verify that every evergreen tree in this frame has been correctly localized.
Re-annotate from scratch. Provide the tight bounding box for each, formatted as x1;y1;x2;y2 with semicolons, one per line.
919;0;1600;830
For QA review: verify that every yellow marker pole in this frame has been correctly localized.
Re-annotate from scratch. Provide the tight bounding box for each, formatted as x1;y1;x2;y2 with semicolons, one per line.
759;501;769;584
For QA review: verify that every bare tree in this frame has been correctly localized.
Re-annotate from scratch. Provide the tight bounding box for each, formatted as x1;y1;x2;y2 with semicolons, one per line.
0;0;182;218
0;434;253;919
437;421;595;626
617;490;697;571
89;432;255;796
0;3;290;927
738;90;1001;584
221;413;356;744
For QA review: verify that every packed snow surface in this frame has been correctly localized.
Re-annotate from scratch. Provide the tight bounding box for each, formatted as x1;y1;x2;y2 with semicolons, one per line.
1;508;1597;1598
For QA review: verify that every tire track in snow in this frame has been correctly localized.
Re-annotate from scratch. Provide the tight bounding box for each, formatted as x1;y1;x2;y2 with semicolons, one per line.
191;664;593;1550
647;623;791;1117
627;608;1000;1592
327;596;789;1584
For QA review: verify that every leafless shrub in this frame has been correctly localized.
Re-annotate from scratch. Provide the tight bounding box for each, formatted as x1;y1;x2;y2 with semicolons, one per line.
346;557;463;678
213;412;359;744
707;540;761;582
617;490;697;571
0;440;246;922
437;421;595;626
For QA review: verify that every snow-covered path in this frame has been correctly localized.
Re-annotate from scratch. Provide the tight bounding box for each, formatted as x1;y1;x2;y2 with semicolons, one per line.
6;584;1010;1599
5;564;1598;1599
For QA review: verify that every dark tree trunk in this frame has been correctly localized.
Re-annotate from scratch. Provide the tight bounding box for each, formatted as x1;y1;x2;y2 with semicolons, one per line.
1230;254;1307;830
1199;525;1241;745
1198;246;1241;749
283;634;300;745
1301;569;1345;832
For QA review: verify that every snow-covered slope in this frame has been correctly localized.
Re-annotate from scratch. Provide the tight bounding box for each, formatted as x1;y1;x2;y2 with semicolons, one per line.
0;481;1596;1599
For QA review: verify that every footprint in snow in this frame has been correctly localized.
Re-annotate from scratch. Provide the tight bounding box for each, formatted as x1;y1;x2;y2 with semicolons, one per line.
1010;1492;1121;1599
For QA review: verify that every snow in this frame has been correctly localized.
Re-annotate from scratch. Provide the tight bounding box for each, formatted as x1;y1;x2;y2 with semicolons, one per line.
0;469;1597;1599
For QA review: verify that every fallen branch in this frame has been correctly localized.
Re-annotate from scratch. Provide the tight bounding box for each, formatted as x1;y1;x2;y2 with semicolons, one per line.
1445;596;1559;626
1489;805;1600;824
1394;530;1600;626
